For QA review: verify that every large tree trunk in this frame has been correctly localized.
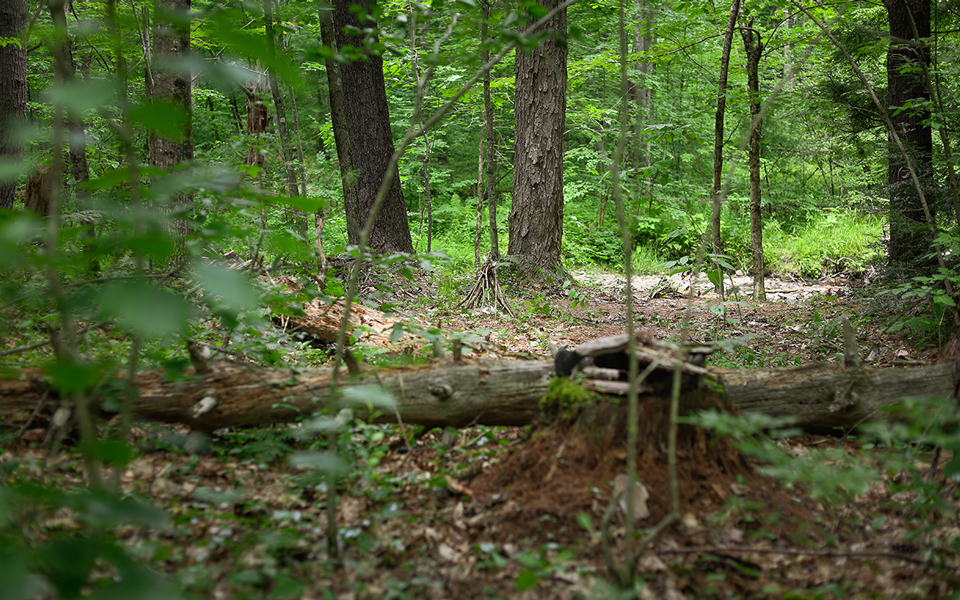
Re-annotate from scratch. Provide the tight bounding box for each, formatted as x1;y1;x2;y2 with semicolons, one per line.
508;0;567;278
331;0;414;253
148;0;193;255
2;358;955;432
0;0;27;209
884;0;933;270
319;11;360;247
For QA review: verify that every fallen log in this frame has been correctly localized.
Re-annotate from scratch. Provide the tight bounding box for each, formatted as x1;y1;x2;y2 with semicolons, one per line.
1;359;956;431
714;361;958;429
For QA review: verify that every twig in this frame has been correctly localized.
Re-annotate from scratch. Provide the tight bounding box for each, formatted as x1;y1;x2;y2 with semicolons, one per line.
16;392;49;439
657;545;938;567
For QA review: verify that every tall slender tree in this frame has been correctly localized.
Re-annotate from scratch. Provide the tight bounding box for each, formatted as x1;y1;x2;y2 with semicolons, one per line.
48;0;89;188
630;0;655;200
508;0;568;277
709;0;741;261
740;19;763;299
330;0;413;253
264;0;298;198
0;0;27;209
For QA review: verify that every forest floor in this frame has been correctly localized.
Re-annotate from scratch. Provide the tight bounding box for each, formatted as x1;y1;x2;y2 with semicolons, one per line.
5;269;958;599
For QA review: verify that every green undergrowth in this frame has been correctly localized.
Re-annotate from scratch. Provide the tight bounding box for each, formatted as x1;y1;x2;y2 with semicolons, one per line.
763;211;884;278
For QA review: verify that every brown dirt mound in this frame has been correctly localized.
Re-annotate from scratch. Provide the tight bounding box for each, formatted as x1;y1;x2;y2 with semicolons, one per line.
471;391;753;525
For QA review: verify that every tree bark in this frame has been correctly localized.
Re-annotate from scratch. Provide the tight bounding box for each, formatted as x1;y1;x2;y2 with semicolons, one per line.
630;0;655;201
483;0;499;263
319;10;359;251
709;0;741;258
508;0;567;277
331;0;414;253
740;21;763;299
0;0;27;209
263;0;299;199
884;0;933;270
48;0;89;188
2;358;954;432
148;0;193;249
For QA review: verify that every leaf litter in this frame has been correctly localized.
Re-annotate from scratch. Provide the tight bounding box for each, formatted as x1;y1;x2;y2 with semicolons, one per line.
3;271;956;599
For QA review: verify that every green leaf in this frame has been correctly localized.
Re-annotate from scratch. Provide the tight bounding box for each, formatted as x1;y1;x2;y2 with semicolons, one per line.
342;385;396;411
97;281;191;339
576;511;594;533
192;263;260;314
46;358;106;396
0;157;30;184
0;551;48;600
267;194;327;213
39;538;99;599
514;568;538;591
45;79;115;115
92;563;184;600
128;101;189;140
70;490;171;529
288;451;349;474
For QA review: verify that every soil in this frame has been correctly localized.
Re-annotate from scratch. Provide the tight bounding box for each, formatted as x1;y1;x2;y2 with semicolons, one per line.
3;269;955;599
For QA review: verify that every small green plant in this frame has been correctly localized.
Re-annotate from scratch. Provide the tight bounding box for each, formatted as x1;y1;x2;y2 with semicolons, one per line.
885;232;960;337
540;377;596;420
0;463;183;600
631;244;669;274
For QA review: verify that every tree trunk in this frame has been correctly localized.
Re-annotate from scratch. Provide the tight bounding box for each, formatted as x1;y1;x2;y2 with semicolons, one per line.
709;0;741;258
483;0;499;263
1;359;955;432
0;0;27;209
630;0;655;201
48;0;89;188
884;0;933;270
148;0;193;249
331;0;414;253
244;81;269;171
287;85;308;197
409;33;433;252
508;0;567;277
319;10;359;250
263;0;299;199
741;21;763;300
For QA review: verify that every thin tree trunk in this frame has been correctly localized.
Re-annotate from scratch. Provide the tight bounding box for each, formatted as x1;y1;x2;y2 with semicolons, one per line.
287;85;308;197
741;21;764;300
483;0;499;262
409;30;433;252
475;135;484;266
48;0;89;188
630;0;654;203
709;0;742;259
264;0;299;199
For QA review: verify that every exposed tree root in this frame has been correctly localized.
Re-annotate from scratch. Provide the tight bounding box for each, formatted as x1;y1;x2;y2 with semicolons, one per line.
458;260;514;317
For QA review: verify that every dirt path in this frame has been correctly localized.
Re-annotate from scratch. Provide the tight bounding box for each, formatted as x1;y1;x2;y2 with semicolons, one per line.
433;270;938;369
